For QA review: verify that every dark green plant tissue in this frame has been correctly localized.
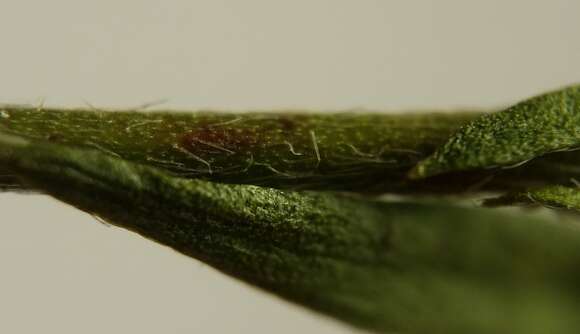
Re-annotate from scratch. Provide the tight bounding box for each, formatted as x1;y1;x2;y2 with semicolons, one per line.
2;84;580;333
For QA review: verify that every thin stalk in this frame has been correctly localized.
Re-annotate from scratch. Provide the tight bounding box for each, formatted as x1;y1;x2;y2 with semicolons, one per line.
0;107;478;192
2;104;580;194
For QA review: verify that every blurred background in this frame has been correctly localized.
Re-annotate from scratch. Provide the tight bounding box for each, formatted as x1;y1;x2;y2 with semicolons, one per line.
0;1;579;333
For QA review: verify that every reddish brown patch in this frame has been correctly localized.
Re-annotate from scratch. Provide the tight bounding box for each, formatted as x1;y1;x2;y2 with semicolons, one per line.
277;116;299;131
179;126;260;154
277;114;308;132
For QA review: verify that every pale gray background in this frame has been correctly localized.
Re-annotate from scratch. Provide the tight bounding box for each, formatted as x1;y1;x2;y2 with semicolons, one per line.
0;1;579;333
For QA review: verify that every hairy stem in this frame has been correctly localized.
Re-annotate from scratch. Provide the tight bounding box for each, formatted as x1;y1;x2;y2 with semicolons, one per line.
2;101;580;195
0;107;478;192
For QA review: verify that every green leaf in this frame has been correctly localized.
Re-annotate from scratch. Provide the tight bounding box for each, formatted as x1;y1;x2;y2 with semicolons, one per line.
3;132;580;333
411;84;580;179
484;185;580;211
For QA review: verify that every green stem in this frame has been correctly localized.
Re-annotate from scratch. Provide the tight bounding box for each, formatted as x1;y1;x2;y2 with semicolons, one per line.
2;105;580;194
0;107;478;192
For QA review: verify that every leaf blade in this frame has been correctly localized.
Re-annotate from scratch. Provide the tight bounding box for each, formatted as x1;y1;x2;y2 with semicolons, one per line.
484;185;580;211
3;132;580;333
411;84;580;179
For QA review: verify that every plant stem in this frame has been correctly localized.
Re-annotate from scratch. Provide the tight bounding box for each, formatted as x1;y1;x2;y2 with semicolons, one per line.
2;106;580;194
0;107;478;192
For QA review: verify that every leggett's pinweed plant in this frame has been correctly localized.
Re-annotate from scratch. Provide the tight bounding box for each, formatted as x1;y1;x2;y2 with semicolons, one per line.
1;84;580;333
